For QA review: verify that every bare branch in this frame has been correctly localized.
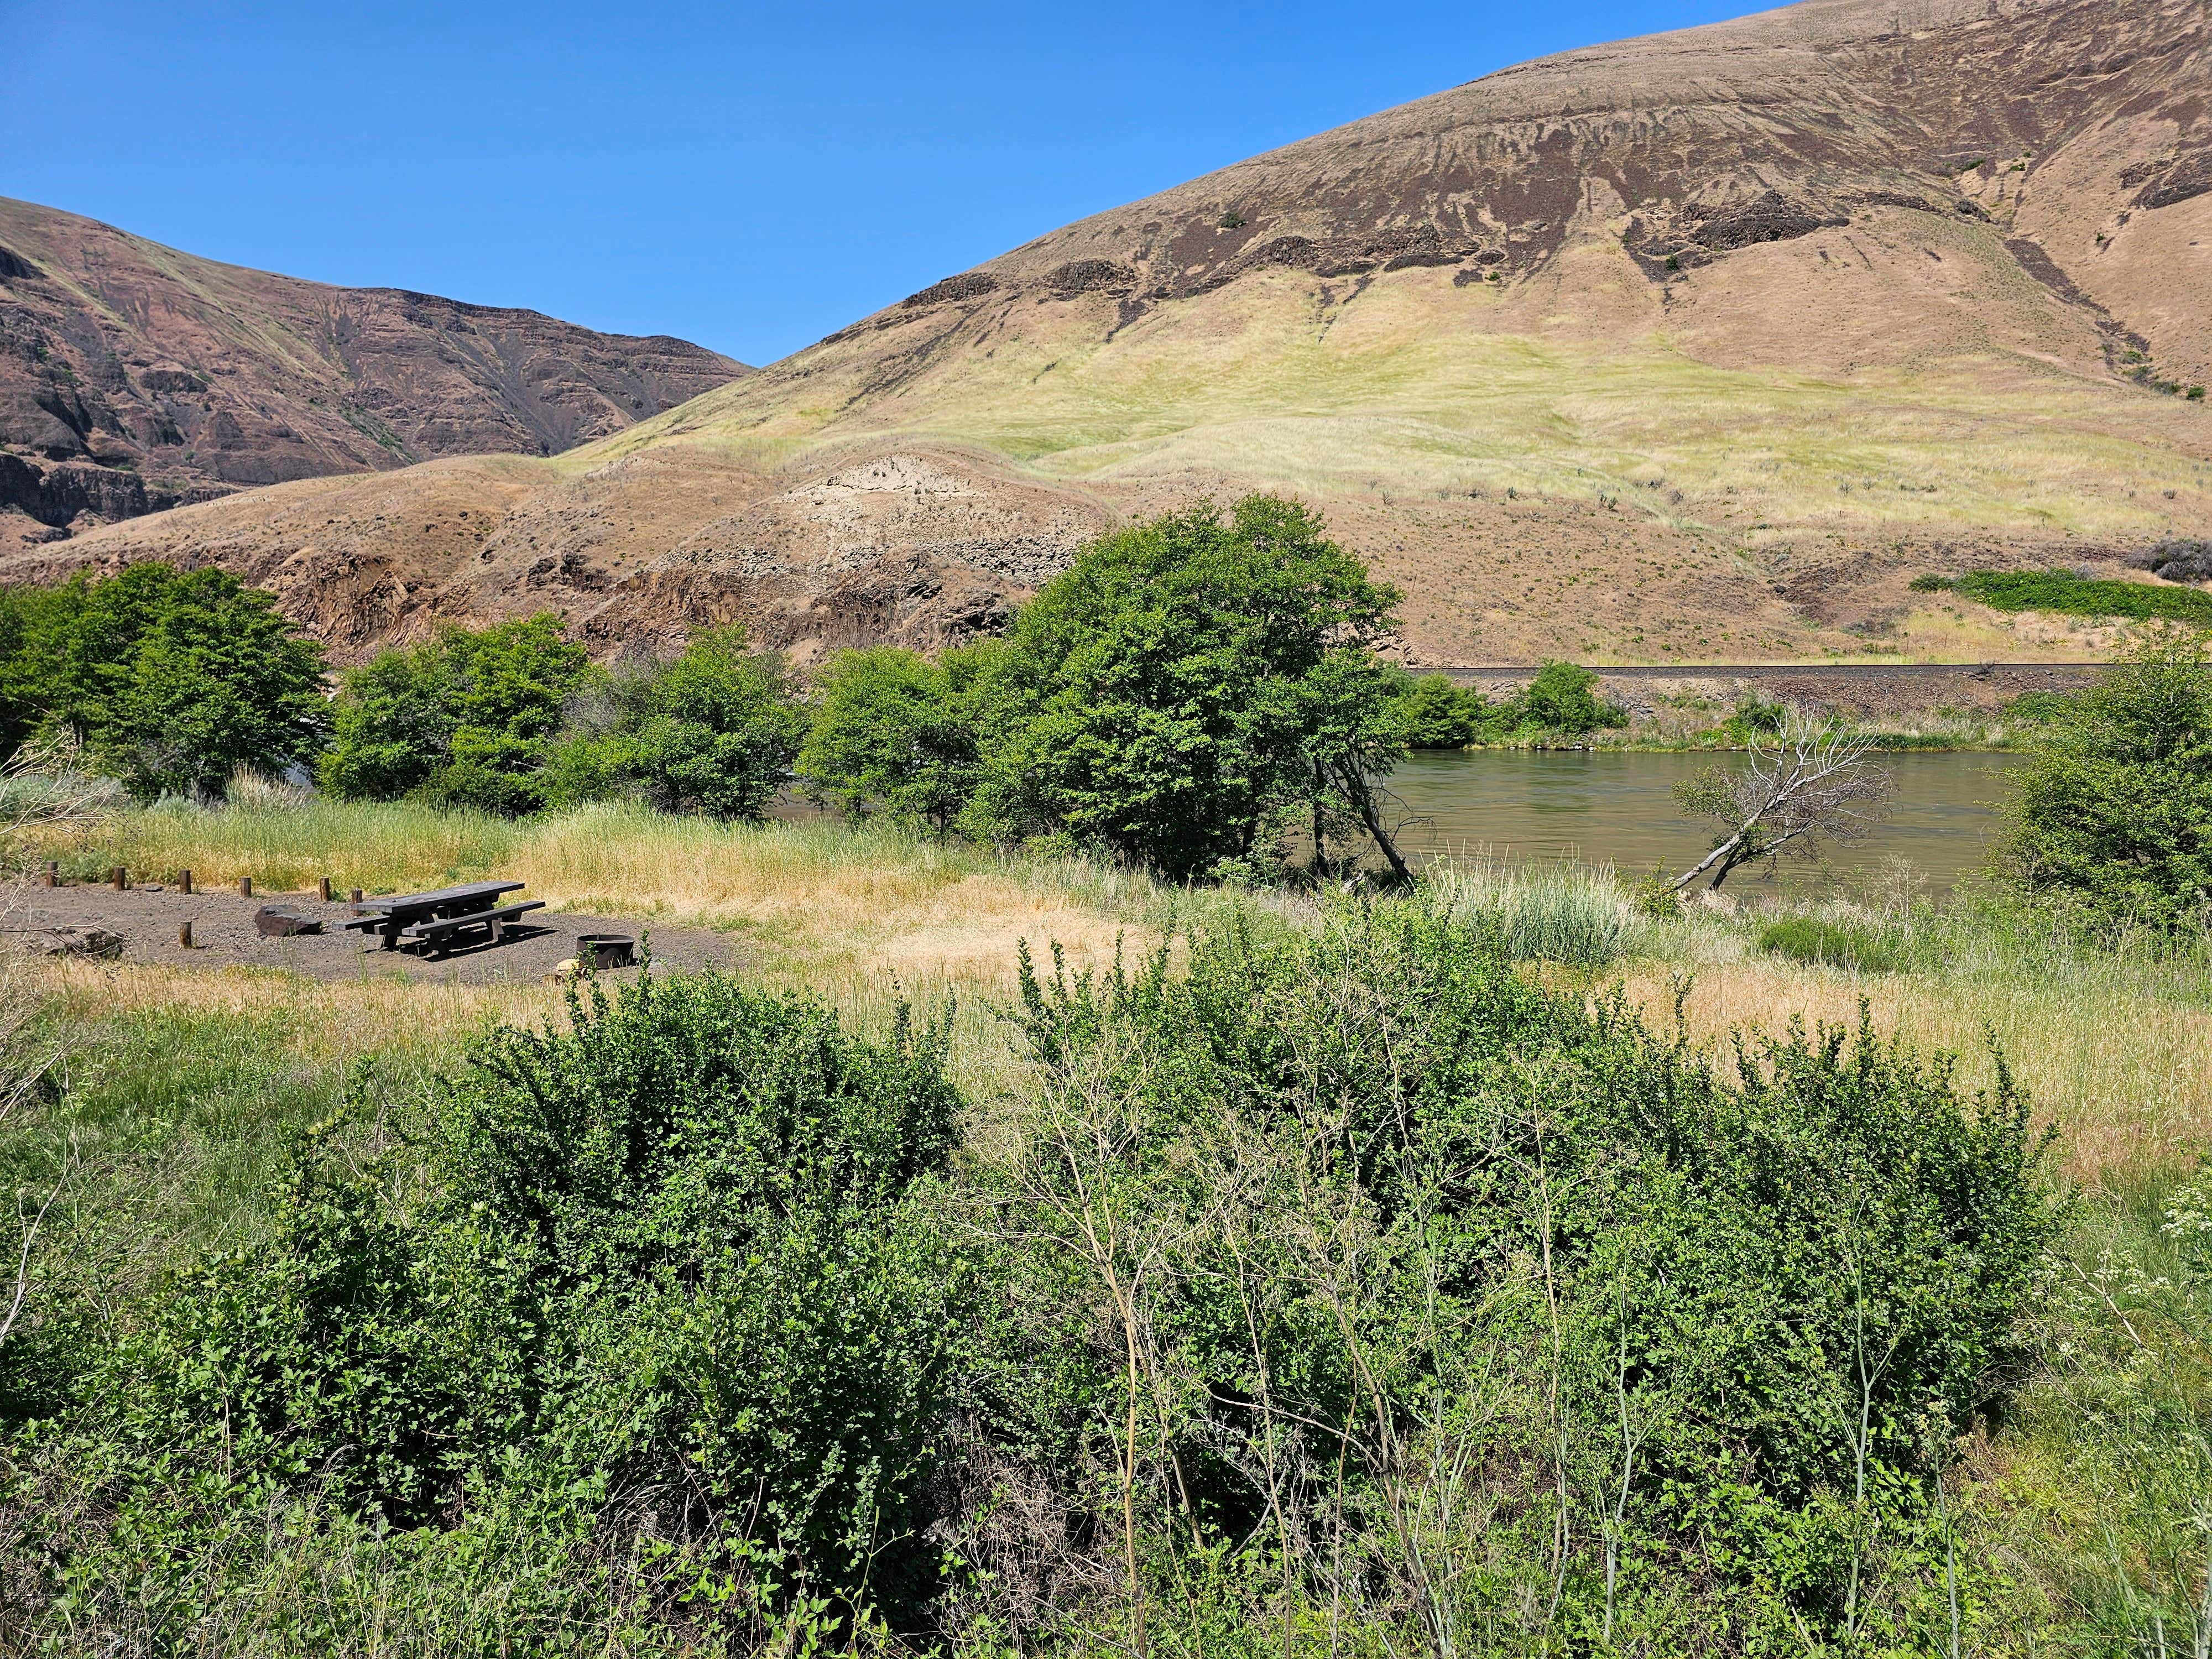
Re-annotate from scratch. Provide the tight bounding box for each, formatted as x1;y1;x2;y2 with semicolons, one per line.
0;1141;73;1353
1668;717;1893;891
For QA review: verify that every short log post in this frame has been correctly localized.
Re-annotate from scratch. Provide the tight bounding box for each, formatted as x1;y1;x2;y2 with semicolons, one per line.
179;921;193;950
41;861;56;888
239;876;253;898
319;877;333;902
111;866;127;891
349;888;363;906
179;869;192;895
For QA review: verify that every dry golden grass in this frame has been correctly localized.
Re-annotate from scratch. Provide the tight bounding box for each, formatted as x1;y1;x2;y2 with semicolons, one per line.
508;809;1140;990
35;955;564;1060
1611;949;2212;1187
54;801;1152;995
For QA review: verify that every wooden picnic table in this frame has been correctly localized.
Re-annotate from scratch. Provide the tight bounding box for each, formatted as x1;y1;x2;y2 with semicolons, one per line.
343;880;526;951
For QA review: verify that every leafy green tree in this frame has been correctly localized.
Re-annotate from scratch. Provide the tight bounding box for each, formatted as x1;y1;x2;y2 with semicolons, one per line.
549;627;803;818
794;645;984;833
1390;670;1495;748
313;640;455;803
1998;629;2212;927
0;582;86;758
979;496;1407;879
321;615;593;813
1510;659;1625;736
0;564;328;799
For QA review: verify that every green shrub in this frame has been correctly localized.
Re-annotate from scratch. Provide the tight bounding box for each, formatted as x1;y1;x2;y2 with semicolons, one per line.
1760;914;1902;972
1954;568;2212;623
320;615;594;813
795;644;984;832
1725;691;1786;740
1629;867;1682;919
1908;573;1954;593
18;972;967;1644
1996;630;2212;928
999;901;2057;1647
1388;670;1497;748
548;628;803;819
1507;659;1626;736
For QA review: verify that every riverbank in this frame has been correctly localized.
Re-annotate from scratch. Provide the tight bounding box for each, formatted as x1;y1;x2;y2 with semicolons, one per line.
1443;659;2105;750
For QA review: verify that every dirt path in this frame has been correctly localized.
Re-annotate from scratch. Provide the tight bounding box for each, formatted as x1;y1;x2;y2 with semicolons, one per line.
10;881;740;985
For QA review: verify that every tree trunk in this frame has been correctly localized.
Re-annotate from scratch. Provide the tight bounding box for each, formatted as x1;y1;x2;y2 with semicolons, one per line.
1311;760;1329;876
1332;758;1413;882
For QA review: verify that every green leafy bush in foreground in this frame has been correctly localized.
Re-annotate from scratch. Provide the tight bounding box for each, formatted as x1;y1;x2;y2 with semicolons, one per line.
0;907;2062;1652
5;973;964;1650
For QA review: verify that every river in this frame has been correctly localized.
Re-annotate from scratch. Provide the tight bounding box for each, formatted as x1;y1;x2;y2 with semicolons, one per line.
1381;749;2020;891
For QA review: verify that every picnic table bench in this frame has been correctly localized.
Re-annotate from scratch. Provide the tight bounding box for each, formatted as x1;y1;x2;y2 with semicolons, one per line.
401;900;546;957
340;880;535;954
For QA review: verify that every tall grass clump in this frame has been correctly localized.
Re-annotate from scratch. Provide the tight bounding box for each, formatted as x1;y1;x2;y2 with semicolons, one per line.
1758;912;1905;973
50;796;524;893
1423;856;1636;964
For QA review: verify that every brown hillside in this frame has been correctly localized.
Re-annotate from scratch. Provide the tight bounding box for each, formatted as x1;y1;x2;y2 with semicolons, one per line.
22;0;2212;665
0;198;746;546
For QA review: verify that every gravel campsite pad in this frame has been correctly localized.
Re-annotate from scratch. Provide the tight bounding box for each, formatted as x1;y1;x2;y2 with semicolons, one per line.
9;881;738;985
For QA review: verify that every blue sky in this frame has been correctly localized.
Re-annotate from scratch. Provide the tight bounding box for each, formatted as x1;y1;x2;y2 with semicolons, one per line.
2;0;1759;366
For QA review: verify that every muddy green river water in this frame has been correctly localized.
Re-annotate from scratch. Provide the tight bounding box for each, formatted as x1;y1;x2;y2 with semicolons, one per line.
1383;749;2020;890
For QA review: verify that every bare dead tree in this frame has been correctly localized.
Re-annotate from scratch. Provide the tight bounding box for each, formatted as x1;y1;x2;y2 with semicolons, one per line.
1667;720;1893;893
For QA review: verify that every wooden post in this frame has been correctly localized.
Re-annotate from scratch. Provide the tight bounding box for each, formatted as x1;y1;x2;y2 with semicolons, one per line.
179;869;192;895
319;877;333;902
179;921;193;950
41;861;56;888
239;876;253;898
111;866;126;891
349;888;363;906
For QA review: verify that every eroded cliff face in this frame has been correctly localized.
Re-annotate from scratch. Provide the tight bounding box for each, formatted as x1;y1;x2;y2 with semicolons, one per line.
0;197;747;545
0;444;1118;667
829;0;2208;382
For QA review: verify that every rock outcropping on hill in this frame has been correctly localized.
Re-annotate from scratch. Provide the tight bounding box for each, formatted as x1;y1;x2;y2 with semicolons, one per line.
0;197;747;544
15;0;2212;666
